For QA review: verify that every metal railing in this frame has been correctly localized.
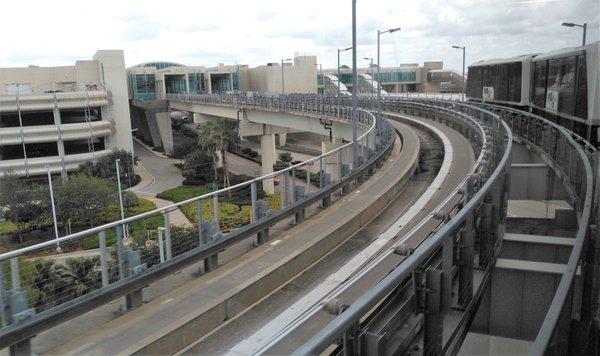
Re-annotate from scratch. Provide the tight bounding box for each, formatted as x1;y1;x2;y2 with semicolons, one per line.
296;99;513;354
463;102;595;355
0;94;395;348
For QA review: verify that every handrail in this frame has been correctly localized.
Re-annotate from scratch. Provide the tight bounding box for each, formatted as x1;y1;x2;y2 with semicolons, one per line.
0;95;377;262
295;101;512;354
461;102;594;355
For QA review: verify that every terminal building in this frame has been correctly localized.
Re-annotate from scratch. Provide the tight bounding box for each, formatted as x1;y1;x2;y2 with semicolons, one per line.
127;56;462;100
126;55;462;155
0;50;133;178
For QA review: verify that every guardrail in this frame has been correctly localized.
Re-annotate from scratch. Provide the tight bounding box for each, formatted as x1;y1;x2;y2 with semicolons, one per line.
296;99;513;354
0;94;395;349
463;102;596;355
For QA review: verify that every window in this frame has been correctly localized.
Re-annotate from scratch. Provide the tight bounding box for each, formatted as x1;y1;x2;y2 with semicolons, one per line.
496;64;509;101
574;55;588;120
467;67;482;98
532;61;547;107
508;62;522;102
547;56;577;115
5;84;33;94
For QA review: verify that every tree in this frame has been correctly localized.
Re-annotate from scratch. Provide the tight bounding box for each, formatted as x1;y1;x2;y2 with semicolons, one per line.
181;149;215;185
77;149;137;187
197;119;239;188
55;174;117;228
279;152;293;164
0;172;49;242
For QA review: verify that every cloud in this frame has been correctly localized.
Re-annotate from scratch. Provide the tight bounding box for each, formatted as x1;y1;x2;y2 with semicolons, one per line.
0;0;597;73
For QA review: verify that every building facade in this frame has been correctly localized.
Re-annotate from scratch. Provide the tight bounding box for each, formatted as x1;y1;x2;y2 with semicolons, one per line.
318;61;464;94
0;50;133;177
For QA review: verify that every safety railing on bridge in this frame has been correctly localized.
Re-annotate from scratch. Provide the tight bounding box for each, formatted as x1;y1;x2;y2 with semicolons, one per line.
0;94;396;349
296;99;513;354
463;102;596;355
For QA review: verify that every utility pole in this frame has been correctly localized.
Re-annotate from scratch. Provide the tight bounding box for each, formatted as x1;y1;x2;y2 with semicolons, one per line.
562;22;587;46
452;45;466;98
46;166;61;253
377;27;400;125
281;58;292;94
337;46;352;96
351;0;359;167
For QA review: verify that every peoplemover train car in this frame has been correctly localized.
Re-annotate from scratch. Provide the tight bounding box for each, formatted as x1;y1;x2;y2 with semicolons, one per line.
467;41;599;145
530;41;599;142
466;53;536;106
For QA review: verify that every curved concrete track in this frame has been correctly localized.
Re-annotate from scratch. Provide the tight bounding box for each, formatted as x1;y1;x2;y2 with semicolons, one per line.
47;122;418;355
182;114;476;355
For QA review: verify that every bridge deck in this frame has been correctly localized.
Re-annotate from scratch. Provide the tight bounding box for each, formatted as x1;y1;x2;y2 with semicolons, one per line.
48;122;420;355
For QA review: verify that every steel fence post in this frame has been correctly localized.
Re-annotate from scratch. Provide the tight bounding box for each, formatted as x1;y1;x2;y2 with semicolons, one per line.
163;213;172;260
213;194;220;229
197;200;203;244
157;227;166;263
251;181;258;223
9;258;19;291
0;262;6;328
458;175;475;306
99;231;109;287
116;224;125;279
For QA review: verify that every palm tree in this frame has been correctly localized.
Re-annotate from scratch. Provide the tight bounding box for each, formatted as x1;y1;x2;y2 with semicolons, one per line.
197;119;239;188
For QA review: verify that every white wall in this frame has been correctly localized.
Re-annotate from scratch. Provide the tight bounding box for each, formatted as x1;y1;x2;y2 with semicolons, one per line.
94;50;134;153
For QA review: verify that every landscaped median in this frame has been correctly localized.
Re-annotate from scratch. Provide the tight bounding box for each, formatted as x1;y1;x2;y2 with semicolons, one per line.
157;184;281;231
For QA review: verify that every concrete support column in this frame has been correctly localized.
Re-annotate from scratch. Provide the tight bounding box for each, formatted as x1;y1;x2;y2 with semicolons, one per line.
261;134;276;194
278;133;287;146
322;140;344;182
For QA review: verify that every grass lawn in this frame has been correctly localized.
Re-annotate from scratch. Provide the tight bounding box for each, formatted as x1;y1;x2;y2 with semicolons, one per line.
156;185;211;202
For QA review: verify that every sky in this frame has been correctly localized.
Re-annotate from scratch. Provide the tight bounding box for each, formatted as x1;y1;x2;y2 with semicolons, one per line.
0;0;598;73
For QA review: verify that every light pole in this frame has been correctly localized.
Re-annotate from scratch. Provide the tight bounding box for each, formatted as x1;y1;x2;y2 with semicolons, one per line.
377;27;400;124
363;57;374;97
452;45;466;99
562;22;587;46
45;165;61;253
351;0;358;167
281;58;292;94
315;63;323;94
115;159;125;221
337;46;352;95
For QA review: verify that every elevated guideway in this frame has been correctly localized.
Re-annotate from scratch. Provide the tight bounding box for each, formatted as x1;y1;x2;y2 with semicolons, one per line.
186;112;477;354
0;95;396;355
49;119;419;355
4;94;592;355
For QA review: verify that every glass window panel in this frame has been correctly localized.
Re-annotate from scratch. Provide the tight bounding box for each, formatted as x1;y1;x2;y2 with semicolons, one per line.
532;61;547;107
575;55;588;120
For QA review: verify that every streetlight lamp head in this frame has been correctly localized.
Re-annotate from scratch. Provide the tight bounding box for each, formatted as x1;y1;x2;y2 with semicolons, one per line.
452;45;462;49
562;22;576;27
388;27;401;33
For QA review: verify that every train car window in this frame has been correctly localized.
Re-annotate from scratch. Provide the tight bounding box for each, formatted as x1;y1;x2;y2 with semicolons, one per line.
532;61;547;107
556;56;577;115
483;66;496;88
508;62;522;103
467;67;482;98
575;54;588;120
497;64;508;101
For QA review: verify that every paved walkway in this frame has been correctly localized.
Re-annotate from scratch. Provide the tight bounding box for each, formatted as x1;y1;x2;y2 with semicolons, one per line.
129;141;192;227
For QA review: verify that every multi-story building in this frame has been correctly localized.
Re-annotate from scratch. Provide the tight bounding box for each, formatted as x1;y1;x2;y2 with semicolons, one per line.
0;50;133;177
318;61;464;94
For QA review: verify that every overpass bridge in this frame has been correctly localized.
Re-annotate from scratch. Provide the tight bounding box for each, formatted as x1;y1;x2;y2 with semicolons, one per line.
0;94;597;355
